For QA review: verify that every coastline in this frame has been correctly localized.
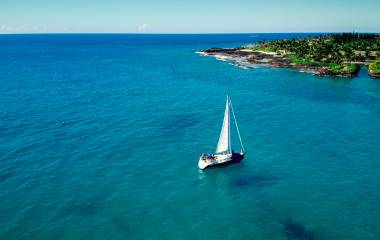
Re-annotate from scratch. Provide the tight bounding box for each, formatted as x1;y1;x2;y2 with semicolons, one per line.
199;48;363;77
199;33;380;78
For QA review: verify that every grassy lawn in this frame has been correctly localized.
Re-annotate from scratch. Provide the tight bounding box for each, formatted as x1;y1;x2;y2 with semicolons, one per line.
286;55;358;74
246;46;274;52
286;55;325;67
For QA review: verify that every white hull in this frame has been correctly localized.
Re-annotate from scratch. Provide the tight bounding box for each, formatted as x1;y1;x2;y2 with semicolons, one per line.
198;153;244;170
198;154;232;170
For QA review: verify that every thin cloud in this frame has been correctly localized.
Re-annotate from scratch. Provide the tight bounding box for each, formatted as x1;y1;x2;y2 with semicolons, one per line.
0;25;27;33
0;25;48;33
138;23;148;32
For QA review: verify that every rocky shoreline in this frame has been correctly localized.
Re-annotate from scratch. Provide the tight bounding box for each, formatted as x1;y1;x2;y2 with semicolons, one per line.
369;71;380;78
200;48;364;78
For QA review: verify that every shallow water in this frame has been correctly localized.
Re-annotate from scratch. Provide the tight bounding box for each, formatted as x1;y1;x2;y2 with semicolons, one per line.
1;34;380;240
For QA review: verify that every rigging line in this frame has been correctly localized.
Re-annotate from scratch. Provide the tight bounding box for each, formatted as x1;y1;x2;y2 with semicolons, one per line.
228;95;231;154
229;98;245;153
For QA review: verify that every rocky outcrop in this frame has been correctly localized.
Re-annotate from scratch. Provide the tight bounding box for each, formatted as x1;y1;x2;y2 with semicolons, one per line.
369;71;380;78
368;61;380;78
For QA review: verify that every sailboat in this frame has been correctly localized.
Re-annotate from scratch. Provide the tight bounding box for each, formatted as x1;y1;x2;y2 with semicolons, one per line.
198;95;245;170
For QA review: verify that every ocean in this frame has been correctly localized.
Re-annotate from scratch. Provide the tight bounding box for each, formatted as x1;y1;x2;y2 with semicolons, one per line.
1;34;380;240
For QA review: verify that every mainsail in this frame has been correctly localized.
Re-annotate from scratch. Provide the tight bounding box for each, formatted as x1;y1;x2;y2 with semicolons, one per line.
216;96;231;154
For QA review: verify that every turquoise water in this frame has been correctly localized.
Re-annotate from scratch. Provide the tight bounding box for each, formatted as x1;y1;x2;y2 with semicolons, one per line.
1;34;380;240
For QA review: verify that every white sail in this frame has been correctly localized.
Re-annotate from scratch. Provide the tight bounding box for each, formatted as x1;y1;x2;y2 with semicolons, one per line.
216;96;231;154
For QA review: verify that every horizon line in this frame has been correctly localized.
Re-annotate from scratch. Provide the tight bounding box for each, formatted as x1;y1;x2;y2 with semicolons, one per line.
1;31;380;35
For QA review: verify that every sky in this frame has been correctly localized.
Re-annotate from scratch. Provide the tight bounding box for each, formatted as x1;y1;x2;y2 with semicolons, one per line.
1;0;379;33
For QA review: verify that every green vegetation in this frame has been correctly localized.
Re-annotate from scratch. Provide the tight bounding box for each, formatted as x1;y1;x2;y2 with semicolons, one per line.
286;55;325;67
369;60;380;73
253;46;274;52
246;33;380;75
329;63;359;74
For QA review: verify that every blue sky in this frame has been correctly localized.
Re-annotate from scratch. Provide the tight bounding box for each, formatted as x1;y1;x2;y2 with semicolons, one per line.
1;0;379;33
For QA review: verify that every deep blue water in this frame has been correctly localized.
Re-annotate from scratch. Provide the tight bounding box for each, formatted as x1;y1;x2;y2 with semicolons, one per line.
1;34;380;240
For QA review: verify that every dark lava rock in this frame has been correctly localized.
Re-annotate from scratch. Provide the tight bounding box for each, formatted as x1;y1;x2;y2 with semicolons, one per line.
369;71;380;78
